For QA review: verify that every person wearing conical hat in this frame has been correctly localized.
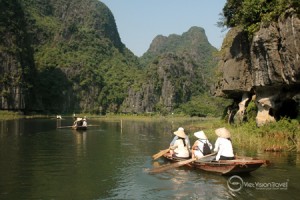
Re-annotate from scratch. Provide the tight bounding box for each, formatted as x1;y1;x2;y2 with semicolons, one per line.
191;131;213;159
170;127;191;149
82;117;87;127
213;127;235;161
169;127;190;158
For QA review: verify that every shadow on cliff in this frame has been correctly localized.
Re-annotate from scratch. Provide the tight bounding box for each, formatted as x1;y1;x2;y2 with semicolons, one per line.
35;67;77;114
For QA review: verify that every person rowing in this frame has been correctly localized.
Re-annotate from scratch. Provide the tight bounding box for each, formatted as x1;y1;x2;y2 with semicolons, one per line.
169;127;190;158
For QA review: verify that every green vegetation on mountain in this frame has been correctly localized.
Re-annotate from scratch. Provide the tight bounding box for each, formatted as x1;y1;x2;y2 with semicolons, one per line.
0;0;36;111
141;27;217;68
122;27;229;117
16;0;142;114
220;0;300;34
178;94;232;117
1;0;230;117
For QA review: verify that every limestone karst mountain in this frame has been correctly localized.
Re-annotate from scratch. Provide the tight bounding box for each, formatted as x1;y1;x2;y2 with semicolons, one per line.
215;7;300;125
121;27;219;114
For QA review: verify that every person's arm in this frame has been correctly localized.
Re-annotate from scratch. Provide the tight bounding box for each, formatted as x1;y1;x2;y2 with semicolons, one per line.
170;140;179;150
192;140;199;150
186;136;191;148
170;136;178;146
214;138;222;161
208;141;213;150
214;138;220;152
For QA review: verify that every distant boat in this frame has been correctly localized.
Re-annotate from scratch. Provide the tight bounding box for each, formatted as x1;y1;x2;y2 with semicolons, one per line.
72;117;87;130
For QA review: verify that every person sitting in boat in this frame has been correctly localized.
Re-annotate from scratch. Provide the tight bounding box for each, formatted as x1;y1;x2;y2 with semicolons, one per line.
169;128;190;158
73;117;83;127
73;118;78;127
170;127;191;149
191;131;212;159
82;117;87;127
213;127;235;161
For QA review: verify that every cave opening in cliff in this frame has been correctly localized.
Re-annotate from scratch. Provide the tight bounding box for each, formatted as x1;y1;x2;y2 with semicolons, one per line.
274;99;299;120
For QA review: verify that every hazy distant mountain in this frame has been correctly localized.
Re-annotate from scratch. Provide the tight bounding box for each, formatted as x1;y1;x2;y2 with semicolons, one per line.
140;26;217;68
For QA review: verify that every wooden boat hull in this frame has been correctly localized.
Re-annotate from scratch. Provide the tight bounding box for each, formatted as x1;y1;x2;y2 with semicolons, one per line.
163;154;266;175
72;126;87;130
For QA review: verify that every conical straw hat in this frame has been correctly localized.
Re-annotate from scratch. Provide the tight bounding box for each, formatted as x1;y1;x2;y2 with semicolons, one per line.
174;127;186;138
194;131;207;139
215;127;231;138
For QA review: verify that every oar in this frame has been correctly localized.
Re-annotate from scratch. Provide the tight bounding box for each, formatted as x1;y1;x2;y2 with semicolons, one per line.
57;126;74;129
86;125;101;127
57;125;100;129
149;152;217;174
152;148;170;160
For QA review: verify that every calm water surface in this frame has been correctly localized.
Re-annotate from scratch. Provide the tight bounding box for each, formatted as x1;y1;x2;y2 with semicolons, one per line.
0;118;299;199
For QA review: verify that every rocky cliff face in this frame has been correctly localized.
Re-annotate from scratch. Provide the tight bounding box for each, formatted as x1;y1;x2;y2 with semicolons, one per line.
216;9;300;125
122;53;197;113
0;0;36;111
1;0;139;114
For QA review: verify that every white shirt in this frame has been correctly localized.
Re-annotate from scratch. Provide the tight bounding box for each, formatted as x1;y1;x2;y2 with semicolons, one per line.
171;139;190;158
214;137;234;161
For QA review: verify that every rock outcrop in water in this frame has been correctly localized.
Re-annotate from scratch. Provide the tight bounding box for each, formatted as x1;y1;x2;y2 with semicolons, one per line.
215;9;300;126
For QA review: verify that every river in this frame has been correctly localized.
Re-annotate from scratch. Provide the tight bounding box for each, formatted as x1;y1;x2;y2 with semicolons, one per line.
0;118;299;199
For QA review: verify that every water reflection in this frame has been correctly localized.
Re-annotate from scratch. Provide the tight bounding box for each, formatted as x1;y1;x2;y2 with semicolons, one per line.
56;118;61;128
72;130;87;157
0;118;299;199
286;152;298;166
0;119;24;136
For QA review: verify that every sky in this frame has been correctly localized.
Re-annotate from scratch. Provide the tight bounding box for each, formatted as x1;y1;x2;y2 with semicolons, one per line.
100;0;228;56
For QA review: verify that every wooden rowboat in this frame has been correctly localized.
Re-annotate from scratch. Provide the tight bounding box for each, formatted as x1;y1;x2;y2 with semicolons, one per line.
163;154;268;175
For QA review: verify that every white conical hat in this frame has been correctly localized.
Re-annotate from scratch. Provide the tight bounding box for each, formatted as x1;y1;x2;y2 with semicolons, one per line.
194;131;207;139
178;127;184;131
174;127;186;138
76;117;83;122
215;127;231;138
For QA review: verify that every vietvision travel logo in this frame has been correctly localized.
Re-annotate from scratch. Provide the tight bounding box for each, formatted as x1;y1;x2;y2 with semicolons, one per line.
227;175;289;192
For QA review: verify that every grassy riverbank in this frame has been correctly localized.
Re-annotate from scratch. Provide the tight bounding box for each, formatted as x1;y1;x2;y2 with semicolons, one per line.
96;114;300;153
0;111;54;120
0;111;24;120
183;118;300;153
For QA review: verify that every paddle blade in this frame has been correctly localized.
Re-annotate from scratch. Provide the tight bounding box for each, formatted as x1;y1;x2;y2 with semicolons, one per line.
264;159;271;166
152;149;169;160
57;126;74;129
149;158;196;174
